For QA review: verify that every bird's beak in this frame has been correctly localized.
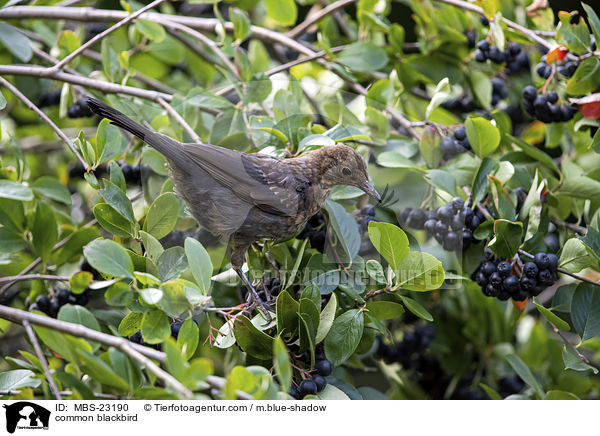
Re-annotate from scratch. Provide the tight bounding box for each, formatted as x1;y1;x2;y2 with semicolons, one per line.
361;181;381;202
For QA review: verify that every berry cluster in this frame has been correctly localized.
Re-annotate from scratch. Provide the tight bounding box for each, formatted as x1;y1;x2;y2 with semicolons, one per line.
28;288;90;318
472;252;558;301
37;90;61;108
536;59;578;79
118;161;143;185
475;41;528;73
497;375;525;398
402;197;482;252
522;86;575;123
491;77;508;106
441;96;477;114
355;204;376;232
289;347;332;399
439;127;471;160
129;330;161;350
67;98;94;118
298;212;326;253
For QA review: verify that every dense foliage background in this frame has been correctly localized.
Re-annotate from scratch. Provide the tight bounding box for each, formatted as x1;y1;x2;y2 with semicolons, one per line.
0;0;599;400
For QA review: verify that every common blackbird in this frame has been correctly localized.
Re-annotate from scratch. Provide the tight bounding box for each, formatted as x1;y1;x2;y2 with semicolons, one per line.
86;98;380;320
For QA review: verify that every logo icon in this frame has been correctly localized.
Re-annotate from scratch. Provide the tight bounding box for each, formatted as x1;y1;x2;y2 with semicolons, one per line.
3;402;50;433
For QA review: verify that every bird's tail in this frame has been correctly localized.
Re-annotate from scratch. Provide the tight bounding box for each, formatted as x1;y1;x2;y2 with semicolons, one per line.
86;97;183;165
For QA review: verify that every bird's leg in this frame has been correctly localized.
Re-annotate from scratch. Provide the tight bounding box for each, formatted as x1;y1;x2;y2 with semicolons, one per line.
234;267;272;324
230;242;272;323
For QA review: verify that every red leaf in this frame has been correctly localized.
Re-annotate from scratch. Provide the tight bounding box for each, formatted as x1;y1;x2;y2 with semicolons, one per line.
546;46;568;64
581;101;600;119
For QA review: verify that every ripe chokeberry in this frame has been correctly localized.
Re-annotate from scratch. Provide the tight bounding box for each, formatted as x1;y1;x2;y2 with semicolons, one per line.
315;359;333;376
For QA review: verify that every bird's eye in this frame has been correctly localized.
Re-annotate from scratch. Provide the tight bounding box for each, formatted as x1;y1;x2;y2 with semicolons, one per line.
342;167;352;176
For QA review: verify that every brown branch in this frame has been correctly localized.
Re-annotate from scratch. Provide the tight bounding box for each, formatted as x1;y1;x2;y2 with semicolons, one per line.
546;319;599;370
287;0;355;39
49;0;167;72
0;76;89;169
0;304;252;399
0;274;70;284
519;249;600;287
364;288;390;300
22;320;63;400
550;218;587;235
0;6;315;56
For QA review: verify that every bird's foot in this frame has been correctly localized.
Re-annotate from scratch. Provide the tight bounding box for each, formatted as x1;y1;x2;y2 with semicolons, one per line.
235;268;272;324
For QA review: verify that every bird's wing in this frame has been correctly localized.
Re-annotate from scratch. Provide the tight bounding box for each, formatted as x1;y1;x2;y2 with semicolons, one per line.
181;143;302;216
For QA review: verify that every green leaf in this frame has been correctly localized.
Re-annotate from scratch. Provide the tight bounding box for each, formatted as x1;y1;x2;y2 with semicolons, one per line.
233;316;274;359
273;337;292;393
97;119;122;163
69;271;92;294
509;135;560;177
31;176;71;205
543;390;580;400
158;279;192;317
398;295;433;321
141;309;171;344
323;200;361;262
184;238;212;294
276;290;299;337
0;370;40;391
231;7;251;41
0;90;5;110
100;179;135;222
157;246;188;282
324;309;364;366
533;299;570;331
562;346;599;374
419;126;441;168
264;0;297;26
76;349;129;390
567;57;600;95
367;221;409;271
479;383;502;400
366;259;387;285
571;282;600;341
0;180;33;201
488;219;523;258
315;293;337;344
144;192;179;239
558;11;591;54
337;42;389;72
365;301;405;320
298;298;320;361
118;312;143;337
469;70;492;109
583;3;600;48
139;230;164;263
245;74;272;104
559;238;599;273
31;201;58;263
93;203;134;238
0;228;25;254
0;22;32;62
395;251;445;291
84;239;134;279
466;116;500;158
177;318;199;360
58;304;101;349
135;20;166;42
472;157;498;203
505;354;544;399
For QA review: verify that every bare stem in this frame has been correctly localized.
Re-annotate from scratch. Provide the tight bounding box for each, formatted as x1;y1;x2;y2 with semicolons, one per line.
0;76;89;169
0;274;70;284
287;0;355;39
546;319;599;370
22;320;63;400
550;218;587;235
49;0;166;72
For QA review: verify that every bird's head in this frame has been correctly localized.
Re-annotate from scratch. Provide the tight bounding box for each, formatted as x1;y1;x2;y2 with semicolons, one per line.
310;144;381;201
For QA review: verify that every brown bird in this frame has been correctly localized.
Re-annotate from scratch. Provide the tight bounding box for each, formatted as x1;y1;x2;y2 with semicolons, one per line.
86;98;380;320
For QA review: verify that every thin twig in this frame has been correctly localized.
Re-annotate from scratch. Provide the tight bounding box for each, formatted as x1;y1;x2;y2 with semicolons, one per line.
157;97;203;143
364;288;390;300
519;249;600;287
0;304;251;399
22;320;63;400
0;274;70;284
550;218;587;235
0;76;89;169
546;319;599;370
49;0;166;72
287;0;355;39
